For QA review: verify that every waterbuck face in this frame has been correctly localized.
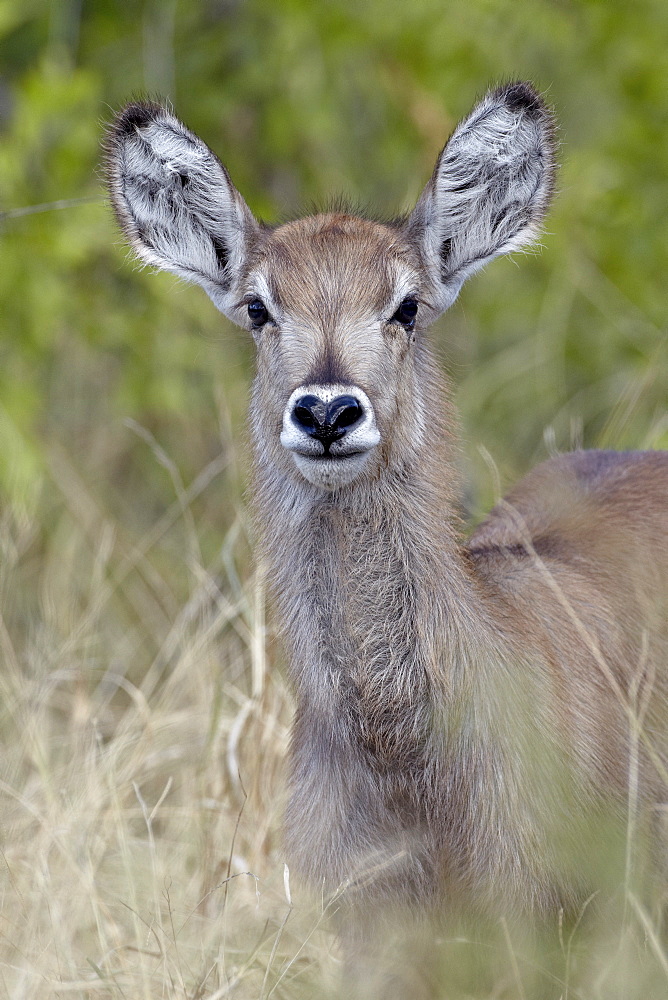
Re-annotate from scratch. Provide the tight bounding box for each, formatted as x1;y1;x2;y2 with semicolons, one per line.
107;84;555;490
239;213;436;489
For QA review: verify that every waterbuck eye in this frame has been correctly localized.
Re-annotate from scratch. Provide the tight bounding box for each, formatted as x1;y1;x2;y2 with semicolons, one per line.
248;299;269;328
392;297;419;329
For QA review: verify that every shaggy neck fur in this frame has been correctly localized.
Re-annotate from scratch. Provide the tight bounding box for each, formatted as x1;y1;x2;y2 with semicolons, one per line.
250;344;528;903
253;343;477;716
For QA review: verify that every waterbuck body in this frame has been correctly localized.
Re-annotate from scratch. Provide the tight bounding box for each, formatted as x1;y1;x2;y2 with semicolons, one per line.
106;84;668;931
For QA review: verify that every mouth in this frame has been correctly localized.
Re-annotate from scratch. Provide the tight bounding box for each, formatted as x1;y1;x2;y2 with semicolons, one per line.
291;448;365;460
290;449;373;488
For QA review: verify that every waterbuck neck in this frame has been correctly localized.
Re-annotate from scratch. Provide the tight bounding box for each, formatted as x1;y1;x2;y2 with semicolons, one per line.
251;350;484;752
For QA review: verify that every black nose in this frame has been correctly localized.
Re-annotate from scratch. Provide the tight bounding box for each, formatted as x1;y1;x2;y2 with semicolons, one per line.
292;393;364;451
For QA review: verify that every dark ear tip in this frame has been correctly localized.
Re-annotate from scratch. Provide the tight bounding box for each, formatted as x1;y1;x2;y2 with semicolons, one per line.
494;81;546;121
113;100;165;137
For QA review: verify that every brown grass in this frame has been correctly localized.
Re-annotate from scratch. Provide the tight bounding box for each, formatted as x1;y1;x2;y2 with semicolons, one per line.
1;429;667;999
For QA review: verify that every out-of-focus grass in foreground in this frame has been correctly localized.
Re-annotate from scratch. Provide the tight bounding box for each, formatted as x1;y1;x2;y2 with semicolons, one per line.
1;441;668;999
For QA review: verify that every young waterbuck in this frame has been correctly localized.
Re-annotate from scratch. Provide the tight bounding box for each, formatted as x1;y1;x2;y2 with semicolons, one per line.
107;83;668;944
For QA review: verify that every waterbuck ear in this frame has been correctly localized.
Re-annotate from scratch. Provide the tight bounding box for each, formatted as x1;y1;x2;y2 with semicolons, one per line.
407;82;556;313
105;101;260;318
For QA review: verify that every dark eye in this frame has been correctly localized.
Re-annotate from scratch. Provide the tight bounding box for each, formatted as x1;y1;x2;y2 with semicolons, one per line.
248;299;269;328
392;297;418;329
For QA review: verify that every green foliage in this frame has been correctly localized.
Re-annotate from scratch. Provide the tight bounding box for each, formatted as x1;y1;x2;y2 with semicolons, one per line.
1;0;666;514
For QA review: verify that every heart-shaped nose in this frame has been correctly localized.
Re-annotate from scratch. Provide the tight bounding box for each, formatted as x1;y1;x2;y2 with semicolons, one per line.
291;393;364;449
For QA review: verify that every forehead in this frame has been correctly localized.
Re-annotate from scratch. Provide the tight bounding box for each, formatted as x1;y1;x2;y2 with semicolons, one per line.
255;213;418;313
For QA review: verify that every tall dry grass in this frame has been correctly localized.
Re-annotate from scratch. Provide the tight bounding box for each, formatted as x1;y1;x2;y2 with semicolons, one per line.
0;430;338;999
1;424;667;999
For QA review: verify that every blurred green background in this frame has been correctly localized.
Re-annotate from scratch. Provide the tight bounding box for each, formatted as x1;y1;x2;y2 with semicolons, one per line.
1;0;667;537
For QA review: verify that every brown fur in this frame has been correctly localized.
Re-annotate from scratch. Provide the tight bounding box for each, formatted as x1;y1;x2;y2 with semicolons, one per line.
105;86;668;966
258;344;668;914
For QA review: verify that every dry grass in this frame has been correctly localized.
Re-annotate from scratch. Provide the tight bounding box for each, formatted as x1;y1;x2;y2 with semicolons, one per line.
0;433;340;999
1;431;667;999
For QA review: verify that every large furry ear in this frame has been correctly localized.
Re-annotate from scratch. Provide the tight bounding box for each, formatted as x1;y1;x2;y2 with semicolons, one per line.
407;82;556;313
105;102;260;317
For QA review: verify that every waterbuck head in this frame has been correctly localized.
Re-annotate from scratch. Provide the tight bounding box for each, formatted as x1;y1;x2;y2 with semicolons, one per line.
107;83;555;490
